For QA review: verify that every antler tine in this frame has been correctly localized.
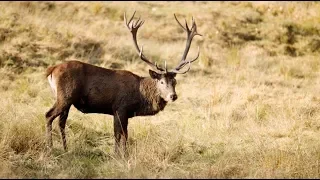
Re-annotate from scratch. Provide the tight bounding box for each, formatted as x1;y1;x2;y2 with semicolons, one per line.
124;11;165;73
137;20;144;28
134;16;141;27
140;20;145;27
124;11;136;29
174;13;186;31
191;18;196;31
185;19;190;32
192;20;203;37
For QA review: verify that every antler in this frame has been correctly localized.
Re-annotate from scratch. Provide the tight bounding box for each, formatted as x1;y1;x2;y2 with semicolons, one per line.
169;14;202;74
124;11;166;73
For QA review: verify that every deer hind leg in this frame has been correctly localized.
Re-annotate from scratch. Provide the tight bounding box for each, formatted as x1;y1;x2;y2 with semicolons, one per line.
45;101;71;150
45;102;57;149
59;106;71;151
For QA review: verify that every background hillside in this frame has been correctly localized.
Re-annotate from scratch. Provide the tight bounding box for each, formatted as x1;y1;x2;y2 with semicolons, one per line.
0;1;320;178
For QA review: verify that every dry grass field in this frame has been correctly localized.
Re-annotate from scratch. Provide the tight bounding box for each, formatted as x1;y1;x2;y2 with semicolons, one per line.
0;1;320;178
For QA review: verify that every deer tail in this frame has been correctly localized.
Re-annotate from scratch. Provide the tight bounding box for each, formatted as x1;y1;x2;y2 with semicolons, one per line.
45;65;56;77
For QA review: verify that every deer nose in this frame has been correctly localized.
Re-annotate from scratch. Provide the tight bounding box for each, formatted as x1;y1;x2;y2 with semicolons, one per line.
170;94;177;101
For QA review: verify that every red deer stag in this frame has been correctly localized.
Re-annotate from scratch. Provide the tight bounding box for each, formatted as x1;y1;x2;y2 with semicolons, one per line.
45;11;202;155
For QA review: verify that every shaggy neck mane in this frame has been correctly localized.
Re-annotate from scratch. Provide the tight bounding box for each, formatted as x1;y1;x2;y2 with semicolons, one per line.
138;77;167;115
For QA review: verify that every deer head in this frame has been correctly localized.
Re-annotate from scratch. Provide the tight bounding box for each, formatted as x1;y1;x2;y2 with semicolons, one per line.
124;11;202;102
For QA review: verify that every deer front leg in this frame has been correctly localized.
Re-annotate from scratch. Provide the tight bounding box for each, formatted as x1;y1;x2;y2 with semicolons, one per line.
113;109;128;158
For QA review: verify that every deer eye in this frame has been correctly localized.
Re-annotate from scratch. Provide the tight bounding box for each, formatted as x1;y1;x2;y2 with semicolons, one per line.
160;81;164;84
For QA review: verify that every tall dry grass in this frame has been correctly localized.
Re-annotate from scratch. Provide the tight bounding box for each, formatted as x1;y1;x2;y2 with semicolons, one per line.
0;1;320;178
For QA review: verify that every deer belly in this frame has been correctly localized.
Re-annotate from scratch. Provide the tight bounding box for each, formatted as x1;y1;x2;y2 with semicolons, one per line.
73;98;113;115
73;102;90;113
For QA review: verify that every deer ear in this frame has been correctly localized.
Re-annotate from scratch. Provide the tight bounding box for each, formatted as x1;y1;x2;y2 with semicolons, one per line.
149;70;161;80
